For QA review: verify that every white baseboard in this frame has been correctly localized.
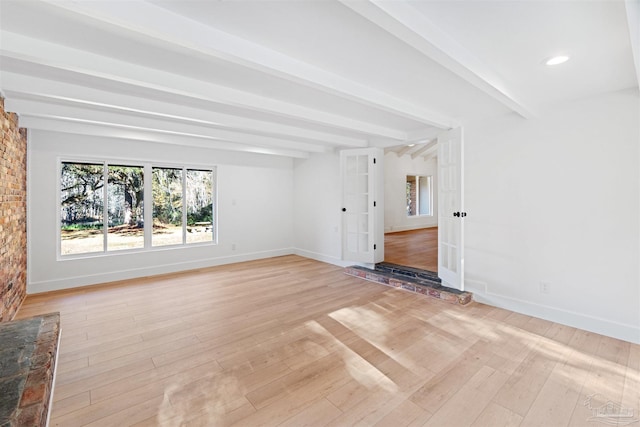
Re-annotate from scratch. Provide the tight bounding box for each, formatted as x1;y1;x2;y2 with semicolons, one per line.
27;248;294;294
385;224;437;233
292;248;354;268
467;284;640;345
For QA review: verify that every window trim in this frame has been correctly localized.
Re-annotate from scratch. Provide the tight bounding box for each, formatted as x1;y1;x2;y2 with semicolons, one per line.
58;156;217;261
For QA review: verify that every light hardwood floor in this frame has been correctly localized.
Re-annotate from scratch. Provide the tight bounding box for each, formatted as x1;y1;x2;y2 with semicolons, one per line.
384;228;438;272
16;255;639;426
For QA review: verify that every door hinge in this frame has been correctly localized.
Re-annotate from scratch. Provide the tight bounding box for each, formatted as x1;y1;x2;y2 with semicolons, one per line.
374;244;377;250
373;158;376;164
373;201;376;207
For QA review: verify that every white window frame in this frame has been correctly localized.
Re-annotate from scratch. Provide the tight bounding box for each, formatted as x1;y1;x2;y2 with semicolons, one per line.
57;156;217;260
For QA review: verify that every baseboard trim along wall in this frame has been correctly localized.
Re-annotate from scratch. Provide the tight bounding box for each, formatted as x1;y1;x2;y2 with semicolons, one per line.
384;224;437;233
292;248;353;268
467;284;640;345
27;248;294;294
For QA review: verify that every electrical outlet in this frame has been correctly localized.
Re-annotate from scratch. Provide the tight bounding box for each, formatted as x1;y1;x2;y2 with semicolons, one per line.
539;281;551;294
231;243;236;251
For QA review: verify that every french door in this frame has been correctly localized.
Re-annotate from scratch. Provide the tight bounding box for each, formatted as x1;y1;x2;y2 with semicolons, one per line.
340;148;383;264
437;127;465;290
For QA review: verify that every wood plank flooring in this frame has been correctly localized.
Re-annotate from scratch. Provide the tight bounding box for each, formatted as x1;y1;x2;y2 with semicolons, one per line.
16;255;640;426
384;228;437;272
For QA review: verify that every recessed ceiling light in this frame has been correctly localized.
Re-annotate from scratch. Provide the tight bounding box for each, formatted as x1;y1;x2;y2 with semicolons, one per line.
545;55;570;66
408;144;415;147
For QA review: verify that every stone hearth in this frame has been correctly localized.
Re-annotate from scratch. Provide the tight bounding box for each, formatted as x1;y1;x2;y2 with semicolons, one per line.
0;312;61;427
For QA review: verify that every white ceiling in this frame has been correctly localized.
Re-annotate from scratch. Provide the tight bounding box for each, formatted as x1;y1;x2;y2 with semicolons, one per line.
1;0;638;159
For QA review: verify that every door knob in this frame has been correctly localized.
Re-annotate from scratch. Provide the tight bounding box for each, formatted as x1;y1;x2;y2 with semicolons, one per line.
342;208;346;212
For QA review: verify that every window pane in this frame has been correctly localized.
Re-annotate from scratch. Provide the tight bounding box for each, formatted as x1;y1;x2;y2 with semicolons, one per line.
152;168;183;247
60;162;104;255
419;176;431;215
406;175;417;216
186;169;214;244
107;165;144;251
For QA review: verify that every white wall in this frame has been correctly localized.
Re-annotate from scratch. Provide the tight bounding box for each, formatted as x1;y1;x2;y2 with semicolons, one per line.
292;149;385;266
27;130;294;293
292;151;345;265
384;152;438;232
464;88;640;343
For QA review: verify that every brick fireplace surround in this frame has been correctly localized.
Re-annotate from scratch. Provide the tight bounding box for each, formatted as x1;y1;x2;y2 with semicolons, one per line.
1;96;27;321
1;98;60;426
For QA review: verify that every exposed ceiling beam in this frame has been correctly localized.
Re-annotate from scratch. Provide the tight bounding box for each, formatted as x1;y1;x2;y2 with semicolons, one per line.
20;115;309;158
395;145;415;157
405;127;444;144
423;151;437;162
38;0;458;130
6;98;329;154
0;31;408;141
341;0;536;119
625;0;640;90
411;139;437;159
1;77;367;148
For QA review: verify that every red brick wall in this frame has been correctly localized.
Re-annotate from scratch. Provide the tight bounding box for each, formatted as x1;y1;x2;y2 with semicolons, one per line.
0;97;27;321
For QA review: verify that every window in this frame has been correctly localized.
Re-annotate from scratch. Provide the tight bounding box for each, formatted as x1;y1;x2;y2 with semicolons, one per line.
151;168;215;246
107;165;144;251
152;167;183;247
185;169;214;244
60;161;216;256
406;175;432;216
60;162;105;255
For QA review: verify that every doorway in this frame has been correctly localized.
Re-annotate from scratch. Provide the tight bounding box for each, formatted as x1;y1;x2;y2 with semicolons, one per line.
381;127;464;291
342;127;464;290
382;149;439;272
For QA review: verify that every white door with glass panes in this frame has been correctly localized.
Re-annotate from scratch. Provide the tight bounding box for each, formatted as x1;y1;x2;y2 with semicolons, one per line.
438;127;465;291
341;148;383;264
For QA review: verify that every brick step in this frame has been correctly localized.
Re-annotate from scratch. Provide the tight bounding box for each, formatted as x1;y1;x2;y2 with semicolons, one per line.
344;265;472;306
375;262;442;283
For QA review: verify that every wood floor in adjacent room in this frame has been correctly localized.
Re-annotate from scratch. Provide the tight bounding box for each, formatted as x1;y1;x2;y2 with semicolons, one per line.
17;255;639;427
384;228;438;272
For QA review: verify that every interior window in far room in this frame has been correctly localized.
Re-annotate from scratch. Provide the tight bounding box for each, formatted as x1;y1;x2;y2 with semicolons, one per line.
406;175;432;217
